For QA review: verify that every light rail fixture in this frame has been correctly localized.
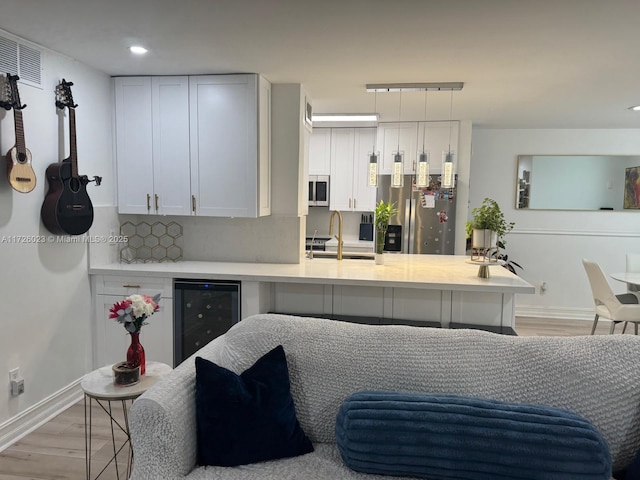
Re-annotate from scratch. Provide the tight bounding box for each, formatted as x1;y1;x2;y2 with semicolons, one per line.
366;82;463;93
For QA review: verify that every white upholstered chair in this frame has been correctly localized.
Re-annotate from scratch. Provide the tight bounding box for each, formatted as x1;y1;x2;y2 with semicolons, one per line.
582;259;640;335
626;253;640;302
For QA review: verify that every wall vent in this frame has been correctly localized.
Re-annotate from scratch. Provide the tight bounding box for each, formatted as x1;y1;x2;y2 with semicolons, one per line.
0;32;43;89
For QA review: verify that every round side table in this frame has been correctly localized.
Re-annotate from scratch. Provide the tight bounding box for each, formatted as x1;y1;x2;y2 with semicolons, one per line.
81;361;172;480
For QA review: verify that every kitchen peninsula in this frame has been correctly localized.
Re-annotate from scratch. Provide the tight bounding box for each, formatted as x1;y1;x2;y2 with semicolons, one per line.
91;254;534;368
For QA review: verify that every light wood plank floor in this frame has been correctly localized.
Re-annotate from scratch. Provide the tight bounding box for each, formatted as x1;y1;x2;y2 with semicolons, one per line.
0;316;635;480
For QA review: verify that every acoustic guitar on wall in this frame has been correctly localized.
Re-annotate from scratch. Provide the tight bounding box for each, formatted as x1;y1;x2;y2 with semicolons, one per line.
1;73;36;193
41;79;101;235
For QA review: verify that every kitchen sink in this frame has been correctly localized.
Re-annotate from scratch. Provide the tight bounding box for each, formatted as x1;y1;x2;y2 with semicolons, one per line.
310;251;374;260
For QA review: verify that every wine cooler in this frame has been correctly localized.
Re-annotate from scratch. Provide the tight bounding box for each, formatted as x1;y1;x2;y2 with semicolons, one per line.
173;279;241;366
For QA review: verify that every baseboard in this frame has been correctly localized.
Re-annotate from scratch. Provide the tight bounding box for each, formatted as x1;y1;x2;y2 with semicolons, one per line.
0;378;83;452
516;305;593;321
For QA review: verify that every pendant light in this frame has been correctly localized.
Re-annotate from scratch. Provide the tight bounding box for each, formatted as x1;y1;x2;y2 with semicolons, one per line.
391;91;404;188
367;91;379;187
442;89;455;189
416;91;430;188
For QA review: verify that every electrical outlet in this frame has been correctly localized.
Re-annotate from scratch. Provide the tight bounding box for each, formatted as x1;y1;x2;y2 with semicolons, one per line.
11;378;24;396
540;281;548;295
9;368;24;396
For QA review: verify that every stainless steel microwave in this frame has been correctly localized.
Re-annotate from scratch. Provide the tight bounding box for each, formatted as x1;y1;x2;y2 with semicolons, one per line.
309;175;329;207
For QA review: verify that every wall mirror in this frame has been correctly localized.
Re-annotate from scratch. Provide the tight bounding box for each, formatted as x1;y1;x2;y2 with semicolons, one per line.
516;155;640;211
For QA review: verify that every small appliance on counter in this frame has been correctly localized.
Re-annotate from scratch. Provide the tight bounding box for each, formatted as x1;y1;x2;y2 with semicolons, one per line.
358;213;374;241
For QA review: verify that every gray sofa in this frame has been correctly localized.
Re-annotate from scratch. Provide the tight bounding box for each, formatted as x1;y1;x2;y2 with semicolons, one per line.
129;313;640;479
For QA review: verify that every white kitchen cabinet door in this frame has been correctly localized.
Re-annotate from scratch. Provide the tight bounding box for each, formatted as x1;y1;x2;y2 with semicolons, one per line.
190;74;271;217
114;77;191;215
329;128;376;212
151;77;192;215
114;77;154;214
329;128;355;211
416;121;459;174
376;122;418;174
352;128;377;212
309;128;331;175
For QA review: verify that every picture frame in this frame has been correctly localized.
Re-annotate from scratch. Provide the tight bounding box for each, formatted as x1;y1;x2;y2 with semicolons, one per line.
624;166;640;209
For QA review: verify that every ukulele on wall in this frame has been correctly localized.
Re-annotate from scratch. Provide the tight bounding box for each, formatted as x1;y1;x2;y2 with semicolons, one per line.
41;79;101;235
1;74;36;193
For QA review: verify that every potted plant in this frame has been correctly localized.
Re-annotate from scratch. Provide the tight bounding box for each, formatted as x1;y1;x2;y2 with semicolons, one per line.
374;200;398;264
465;197;515;258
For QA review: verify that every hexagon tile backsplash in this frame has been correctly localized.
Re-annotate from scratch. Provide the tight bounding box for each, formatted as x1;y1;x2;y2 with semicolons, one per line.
119;221;183;263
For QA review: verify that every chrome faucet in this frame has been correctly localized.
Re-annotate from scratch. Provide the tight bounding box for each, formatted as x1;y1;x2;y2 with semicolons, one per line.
329;210;343;261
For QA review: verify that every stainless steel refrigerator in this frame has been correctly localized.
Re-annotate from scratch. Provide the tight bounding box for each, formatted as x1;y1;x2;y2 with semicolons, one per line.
377;174;456;254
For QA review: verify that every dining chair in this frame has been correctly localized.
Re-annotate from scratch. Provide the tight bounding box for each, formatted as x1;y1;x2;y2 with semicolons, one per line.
582;259;640;335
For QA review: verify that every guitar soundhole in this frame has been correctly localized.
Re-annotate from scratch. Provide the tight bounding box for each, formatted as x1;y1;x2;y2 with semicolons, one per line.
17;152;26;163
69;177;82;193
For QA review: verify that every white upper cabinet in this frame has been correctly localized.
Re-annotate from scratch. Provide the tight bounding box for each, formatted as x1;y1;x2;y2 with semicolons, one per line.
151;77;192;215
114;77;154;214
376;122;419;174
114;74;271;218
329;128;376;212
115;76;191;215
352;128;377;212
416;121;459;173
190;74;271;218
308;128;331;175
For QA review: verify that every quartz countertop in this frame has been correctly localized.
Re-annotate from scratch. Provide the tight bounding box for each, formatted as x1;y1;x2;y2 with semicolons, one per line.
90;255;535;294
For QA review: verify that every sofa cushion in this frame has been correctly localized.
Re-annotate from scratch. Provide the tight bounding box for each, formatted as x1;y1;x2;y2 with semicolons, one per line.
195;345;313;466
336;391;611;480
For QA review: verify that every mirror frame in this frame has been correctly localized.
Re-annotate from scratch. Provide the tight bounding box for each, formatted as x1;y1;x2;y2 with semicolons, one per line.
516;154;640;211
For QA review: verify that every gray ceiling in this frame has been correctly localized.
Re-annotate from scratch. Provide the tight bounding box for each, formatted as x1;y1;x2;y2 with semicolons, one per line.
2;0;640;129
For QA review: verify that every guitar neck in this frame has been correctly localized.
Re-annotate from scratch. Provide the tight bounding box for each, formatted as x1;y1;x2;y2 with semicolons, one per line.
13;109;27;156
69;107;78;178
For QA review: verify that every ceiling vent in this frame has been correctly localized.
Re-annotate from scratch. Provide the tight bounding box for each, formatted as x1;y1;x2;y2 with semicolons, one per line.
0;32;43;89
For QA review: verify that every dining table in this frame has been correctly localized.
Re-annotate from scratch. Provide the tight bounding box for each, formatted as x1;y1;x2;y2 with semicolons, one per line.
610;272;640;286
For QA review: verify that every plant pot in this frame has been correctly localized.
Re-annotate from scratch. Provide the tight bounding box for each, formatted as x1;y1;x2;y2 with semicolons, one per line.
375;253;385;265
471;229;497;250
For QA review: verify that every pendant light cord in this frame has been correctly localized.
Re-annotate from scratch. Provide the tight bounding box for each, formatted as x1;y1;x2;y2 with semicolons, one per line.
448;89;453;155
422;91;428;153
397;91;402;152
372;91;377;152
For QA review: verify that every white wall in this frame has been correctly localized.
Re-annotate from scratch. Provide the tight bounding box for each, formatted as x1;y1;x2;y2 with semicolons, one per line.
0;45;113;428
471;129;640;319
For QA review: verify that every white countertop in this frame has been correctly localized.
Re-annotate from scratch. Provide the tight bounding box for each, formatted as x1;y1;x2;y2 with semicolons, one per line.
90;255;534;294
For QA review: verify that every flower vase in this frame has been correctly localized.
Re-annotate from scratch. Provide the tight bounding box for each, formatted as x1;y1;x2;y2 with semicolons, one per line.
127;332;146;375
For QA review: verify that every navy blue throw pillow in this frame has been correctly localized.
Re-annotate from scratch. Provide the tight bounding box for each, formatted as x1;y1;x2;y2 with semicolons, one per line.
195;345;313;466
336;391;611;480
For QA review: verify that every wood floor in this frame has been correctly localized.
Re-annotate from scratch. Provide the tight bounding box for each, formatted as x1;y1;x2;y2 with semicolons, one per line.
0;316;635;480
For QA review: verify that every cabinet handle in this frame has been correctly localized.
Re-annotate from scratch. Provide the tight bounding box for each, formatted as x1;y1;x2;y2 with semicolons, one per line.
349;198;352;209
354;198;357;209
192;195;196;213
146;194;151;211
155;194;159;211
122;284;141;289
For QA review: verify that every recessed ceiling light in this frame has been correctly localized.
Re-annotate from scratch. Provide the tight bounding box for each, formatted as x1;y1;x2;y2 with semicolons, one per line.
129;45;148;55
628;105;640;111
